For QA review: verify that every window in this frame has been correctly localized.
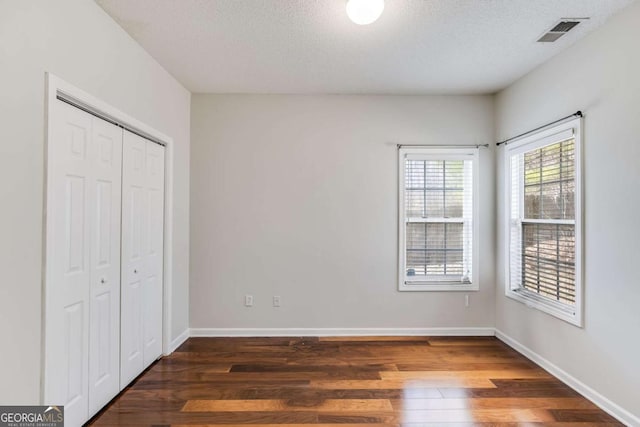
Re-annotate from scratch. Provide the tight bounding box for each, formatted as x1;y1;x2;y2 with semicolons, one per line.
398;148;479;291
504;118;582;326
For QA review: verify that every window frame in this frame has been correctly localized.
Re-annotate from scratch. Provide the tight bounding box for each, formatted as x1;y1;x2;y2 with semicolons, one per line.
398;147;480;292
503;117;583;326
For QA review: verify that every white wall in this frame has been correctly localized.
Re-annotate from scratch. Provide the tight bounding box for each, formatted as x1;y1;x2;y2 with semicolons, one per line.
190;94;495;331
0;0;190;404
495;1;640;421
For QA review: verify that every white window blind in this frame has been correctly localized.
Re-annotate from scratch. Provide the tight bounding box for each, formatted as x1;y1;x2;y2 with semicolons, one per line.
505;118;582;326
399;148;478;291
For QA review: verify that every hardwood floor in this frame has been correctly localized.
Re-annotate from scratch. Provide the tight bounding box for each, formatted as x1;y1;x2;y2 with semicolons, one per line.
88;336;622;426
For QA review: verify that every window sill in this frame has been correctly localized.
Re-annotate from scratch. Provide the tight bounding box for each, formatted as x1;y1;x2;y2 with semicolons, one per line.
505;288;582;327
399;282;479;292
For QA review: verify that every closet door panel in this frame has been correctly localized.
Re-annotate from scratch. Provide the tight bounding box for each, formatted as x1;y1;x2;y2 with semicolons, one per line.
120;132;147;386
45;101;93;427
47;99;166;423
88;118;122;416
143;141;165;366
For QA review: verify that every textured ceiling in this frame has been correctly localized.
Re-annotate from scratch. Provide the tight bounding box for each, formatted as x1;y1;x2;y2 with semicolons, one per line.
96;0;636;94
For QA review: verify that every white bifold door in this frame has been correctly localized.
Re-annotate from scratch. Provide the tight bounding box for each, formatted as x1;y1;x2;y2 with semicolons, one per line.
45;101;165;426
120;130;165;386
45;101;123;426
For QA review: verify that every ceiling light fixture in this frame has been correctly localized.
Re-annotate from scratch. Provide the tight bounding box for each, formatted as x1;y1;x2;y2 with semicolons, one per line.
346;0;384;25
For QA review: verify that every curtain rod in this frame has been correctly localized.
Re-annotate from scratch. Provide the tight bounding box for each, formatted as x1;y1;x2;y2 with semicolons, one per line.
496;111;582;147
397;143;489;149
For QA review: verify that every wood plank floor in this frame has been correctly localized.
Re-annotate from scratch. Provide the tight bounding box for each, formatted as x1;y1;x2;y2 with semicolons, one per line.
88;337;622;426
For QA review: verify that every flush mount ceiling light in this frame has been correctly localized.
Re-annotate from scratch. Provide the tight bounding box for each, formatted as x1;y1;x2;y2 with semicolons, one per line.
346;0;384;25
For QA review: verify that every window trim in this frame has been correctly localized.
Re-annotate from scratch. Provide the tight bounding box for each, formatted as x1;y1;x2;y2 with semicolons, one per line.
398;147;480;292
503;117;583;326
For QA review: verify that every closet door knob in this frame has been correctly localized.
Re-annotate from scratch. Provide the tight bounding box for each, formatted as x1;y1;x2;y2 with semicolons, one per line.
134;269;138;274
100;278;106;284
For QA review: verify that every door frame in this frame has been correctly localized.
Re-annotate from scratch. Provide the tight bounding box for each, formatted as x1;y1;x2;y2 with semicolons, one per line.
42;73;175;403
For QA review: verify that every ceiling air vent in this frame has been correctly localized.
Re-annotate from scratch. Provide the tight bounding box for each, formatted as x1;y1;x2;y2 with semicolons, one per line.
537;18;588;43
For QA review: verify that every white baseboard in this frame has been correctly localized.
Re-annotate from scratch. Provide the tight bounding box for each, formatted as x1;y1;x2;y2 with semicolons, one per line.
189;327;495;337
495;329;639;427
168;328;190;353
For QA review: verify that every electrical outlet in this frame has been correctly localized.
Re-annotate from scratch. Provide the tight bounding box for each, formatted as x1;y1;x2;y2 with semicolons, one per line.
465;294;470;307
273;296;281;307
245;295;254;307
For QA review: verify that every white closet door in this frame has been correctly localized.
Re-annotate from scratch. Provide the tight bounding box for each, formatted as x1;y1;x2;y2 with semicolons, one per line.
121;131;165;385
120;132;147;386
46;97;165;423
88;118;123;416
45;101;92;427
143;141;165;366
46;101;123;425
